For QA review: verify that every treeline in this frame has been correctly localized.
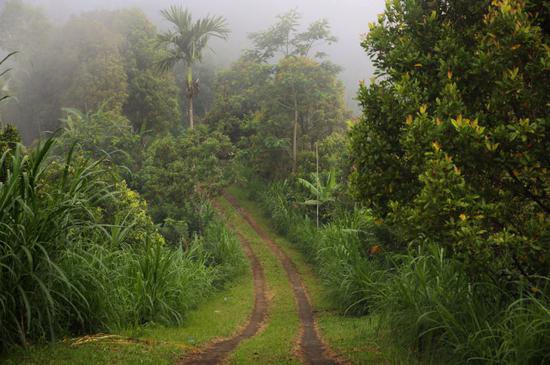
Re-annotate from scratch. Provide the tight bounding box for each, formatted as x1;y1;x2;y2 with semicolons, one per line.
205;9;350;178
0;0;217;142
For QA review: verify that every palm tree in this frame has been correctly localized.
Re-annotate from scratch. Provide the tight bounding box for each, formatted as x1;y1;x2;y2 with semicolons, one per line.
158;6;230;129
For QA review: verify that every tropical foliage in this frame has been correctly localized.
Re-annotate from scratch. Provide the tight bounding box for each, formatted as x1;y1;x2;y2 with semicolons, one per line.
0;127;244;351
0;0;548;363
232;1;550;363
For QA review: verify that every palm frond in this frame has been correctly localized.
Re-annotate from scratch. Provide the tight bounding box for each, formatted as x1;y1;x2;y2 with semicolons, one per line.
158;6;230;68
155;50;182;73
0;51;18;67
161;5;192;33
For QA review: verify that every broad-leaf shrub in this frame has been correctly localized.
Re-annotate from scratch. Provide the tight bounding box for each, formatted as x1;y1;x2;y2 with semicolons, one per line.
350;0;550;281
140;126;234;226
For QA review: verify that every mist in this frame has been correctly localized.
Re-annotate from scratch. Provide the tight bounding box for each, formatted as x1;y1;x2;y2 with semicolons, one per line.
24;0;386;110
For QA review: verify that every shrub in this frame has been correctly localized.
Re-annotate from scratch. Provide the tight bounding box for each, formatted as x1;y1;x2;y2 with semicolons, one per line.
140;127;234;224
350;0;550;281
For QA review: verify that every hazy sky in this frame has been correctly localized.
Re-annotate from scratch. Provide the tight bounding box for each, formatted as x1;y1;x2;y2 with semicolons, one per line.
24;0;386;110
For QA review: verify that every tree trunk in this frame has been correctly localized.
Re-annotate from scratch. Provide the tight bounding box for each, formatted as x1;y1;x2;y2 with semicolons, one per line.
315;142;320;229
292;96;298;174
186;65;194;130
187;95;194;130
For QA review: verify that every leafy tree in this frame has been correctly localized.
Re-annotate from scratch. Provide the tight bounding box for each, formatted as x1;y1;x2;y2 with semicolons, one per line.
0;6;182;141
268;56;348;173
0;10;129;140
206;56;273;142
60;17;129;114
0;0;51;52
56;107;140;179
0;1;56;141
101;9;181;135
350;0;550;280
158;5;230;129
248;10;337;61
208;12;347;177
140;126;234;224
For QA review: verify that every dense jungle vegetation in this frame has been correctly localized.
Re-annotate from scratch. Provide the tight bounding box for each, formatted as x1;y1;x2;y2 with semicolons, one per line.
0;0;548;364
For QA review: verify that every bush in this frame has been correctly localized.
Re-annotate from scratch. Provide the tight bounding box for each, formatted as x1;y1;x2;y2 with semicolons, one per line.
140;127;234;224
56;107;141;185
350;0;550;281
199;221;247;286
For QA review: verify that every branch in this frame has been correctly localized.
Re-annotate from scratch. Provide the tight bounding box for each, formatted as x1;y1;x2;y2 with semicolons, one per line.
506;167;550;213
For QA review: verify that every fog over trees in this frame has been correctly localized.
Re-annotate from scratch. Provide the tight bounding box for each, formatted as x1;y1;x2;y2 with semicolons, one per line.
23;0;386;110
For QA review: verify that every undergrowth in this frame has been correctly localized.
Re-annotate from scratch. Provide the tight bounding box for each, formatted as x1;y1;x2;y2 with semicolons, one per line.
0;137;245;351
244;177;550;364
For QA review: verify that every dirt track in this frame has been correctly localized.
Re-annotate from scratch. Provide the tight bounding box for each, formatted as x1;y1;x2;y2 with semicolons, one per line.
223;192;339;365
176;200;268;365
176;193;339;364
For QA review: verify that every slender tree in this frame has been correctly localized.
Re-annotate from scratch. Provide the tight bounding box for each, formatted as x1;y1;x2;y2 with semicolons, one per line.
158;5;230;129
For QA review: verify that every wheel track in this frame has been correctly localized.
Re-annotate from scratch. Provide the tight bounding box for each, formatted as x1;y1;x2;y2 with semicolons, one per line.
175;200;268;365
223;191;340;365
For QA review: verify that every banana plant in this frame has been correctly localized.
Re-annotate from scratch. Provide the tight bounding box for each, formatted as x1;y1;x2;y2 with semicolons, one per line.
297;169;339;228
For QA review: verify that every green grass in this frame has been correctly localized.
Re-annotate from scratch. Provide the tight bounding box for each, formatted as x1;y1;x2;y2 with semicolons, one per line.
216;196;301;365
226;186;427;364
1;261;254;365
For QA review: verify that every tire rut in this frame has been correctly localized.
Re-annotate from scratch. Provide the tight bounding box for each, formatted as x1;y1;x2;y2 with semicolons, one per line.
223;191;340;365
175;201;268;365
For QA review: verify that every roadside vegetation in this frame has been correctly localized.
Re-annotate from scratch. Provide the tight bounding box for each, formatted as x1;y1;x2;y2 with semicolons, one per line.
0;1;246;356
226;2;549;363
0;0;548;364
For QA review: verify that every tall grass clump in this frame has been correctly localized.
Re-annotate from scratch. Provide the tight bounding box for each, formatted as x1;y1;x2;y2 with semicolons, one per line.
199;221;247;285
0;139;112;347
0;135;246;351
316;211;389;315
128;240;215;326
375;245;550;364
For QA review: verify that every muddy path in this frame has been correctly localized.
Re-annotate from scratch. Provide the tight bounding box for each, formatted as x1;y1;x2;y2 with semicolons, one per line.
176;201;269;365
223;192;340;365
